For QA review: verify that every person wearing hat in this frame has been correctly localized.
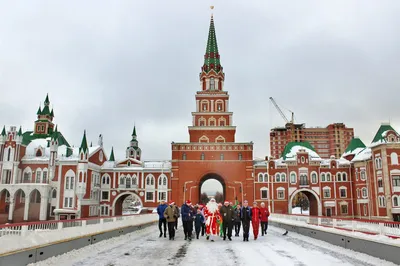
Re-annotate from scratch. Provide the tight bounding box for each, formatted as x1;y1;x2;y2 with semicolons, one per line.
163;201;178;240
203;198;221;242
220;200;235;241
260;202;270;236
251;201;261;240
156;200;168;238
181;200;194;240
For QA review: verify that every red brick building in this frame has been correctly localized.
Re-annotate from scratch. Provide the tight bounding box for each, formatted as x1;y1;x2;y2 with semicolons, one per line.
170;14;254;205
1;14;400;224
270;123;354;159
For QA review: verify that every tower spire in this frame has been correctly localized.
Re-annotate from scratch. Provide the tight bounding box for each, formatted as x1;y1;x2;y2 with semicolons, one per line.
79;130;88;153
109;147;115;161
201;8;222;74
132;125;137;139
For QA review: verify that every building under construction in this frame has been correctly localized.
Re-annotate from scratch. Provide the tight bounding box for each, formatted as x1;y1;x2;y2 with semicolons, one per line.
269;97;354;159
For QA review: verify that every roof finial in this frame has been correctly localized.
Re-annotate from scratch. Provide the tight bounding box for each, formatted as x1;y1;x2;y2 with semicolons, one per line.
210;6;214;17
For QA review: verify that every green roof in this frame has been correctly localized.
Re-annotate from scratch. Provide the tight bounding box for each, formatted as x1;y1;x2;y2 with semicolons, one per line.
371;124;399;144
344;137;366;154
132;126;137;138
201;15;223;74
1;126;6;136
22;130;70;147
79;130;88;153
281;141;316;160
44;94;50;105
37;105;42;115
50;109;54;117
41;105;51;115
109;147;115;161
17;127;22;136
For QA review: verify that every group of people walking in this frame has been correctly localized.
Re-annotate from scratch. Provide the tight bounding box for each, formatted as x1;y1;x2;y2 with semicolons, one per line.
156;198;270;242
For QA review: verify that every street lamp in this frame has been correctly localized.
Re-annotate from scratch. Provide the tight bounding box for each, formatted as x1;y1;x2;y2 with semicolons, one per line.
234;181;244;204
183;181;193;202
228;186;236;200
190;186;198;202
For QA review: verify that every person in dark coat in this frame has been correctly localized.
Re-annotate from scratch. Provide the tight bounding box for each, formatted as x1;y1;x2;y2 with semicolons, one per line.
194;209;205;239
219;200;235;241
156;200;168;238
241;200;252;242
181;200;194;240
233;204;241;237
173;203;180;230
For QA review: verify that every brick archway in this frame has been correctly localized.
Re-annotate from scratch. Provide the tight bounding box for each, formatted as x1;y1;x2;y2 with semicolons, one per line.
198;173;226;203
288;188;322;216
112;192;143;216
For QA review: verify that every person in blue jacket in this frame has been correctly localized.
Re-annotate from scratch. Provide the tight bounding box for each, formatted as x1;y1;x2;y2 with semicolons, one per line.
156;200;168;238
241;200;252;242
181;200;194;240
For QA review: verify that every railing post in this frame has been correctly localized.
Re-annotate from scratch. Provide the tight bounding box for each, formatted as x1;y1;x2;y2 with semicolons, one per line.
332;219;337;228
351;220;356;232
82;220;87;227
100;218;104;224
317;217;321;226
378;223;385;235
20;225;28;237
57;221;63;230
113;217;117;222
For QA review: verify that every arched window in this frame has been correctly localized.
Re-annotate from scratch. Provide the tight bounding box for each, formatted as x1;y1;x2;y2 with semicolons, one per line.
65;176;70;189
42;169;48;183
210;78;215;90
102;175;110;186
300;174;308;186
342;173;347;182
321;173;326;182
281;173;286;182
163;177;167;186
362;187;368;198
275;173;281;182
290;172;296;184
146;175;155;187
391;152;399;165
326;173;331;182
356;188;360;198
6;147;11;161
264;173;268;182
36;169;42;183
311;172;318;184
258;173;263;182
337;173;342;182
132;175;138;186
126;177;131;188
393;196;399;207
52;189;57;198
120;176;125;185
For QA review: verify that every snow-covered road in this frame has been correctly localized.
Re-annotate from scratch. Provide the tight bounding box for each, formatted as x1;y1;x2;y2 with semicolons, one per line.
29;224;396;266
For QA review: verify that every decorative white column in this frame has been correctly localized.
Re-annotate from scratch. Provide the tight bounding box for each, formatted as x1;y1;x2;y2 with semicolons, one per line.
76;182;86;219
8;196;15;221
205;79;210;90
225;100;229;112
196;100;200;112
23;197;30;220
39;196;49;220
211;100;214;112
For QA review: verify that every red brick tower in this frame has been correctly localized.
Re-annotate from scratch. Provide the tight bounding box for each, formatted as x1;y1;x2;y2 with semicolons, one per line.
171;14;254;205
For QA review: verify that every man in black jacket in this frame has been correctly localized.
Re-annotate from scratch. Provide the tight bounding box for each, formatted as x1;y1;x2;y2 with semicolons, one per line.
241;200;252;242
219;200;234;241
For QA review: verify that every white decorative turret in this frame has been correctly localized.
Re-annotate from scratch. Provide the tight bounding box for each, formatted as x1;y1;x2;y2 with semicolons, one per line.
98;134;103;147
15;126;23;145
0;126;6;145
49;126;59;181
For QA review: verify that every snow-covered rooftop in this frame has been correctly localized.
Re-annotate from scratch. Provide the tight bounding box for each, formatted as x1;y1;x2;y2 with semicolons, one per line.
352;148;372;162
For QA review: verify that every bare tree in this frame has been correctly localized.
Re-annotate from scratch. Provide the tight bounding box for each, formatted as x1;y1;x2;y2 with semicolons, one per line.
200;193;209;204
215;191;224;203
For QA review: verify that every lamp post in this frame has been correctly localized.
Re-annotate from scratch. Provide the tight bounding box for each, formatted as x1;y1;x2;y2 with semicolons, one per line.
234;181;244;204
228;186;236;200
190;186;198;202
183;181;193;202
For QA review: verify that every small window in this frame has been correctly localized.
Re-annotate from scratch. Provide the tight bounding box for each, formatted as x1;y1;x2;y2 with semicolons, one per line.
277;189;285;199
301;156;305;163
261;188;268;199
362;187;368;198
392;175;400;187
201;153;205;160
340;188;347;198
290;173;296;184
341;205;348;214
182;153;187;160
276;174;281;182
146;191;154;201
101;191;109;201
238;153;242;161
258;173;263;182
321;173;326;182
52;189;57;199
311;173;318;184
220;153;224;160
360;171;366;181
342;173;347;181
323;188;331;198
210;78;215;90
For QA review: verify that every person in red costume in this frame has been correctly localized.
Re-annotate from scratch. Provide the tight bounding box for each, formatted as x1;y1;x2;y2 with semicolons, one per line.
203;198;221;242
251;201;261;240
259;202;270;236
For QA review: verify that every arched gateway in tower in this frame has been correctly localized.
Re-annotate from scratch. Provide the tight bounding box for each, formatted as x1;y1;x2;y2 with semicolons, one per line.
171;14;254;205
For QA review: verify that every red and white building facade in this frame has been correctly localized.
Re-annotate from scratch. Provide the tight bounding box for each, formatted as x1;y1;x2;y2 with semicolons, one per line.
1;15;400;224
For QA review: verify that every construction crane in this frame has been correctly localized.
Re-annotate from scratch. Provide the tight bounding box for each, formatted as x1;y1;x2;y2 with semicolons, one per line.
269;97;296;143
269;97;294;124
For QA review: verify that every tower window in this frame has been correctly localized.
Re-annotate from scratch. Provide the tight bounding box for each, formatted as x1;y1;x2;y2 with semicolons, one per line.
220;153;224;160
182;153;187;160
238;153;242;161
210;78;215;90
201;153;205;160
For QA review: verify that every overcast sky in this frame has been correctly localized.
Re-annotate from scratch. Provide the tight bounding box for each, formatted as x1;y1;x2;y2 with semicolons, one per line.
1;1;400;162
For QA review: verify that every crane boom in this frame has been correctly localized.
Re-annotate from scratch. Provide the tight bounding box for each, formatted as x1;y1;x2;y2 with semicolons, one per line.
269;97;289;123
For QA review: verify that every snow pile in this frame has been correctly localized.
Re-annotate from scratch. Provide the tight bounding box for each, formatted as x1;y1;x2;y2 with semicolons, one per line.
0;214;158;255
284;145;321;161
292;207;310;215
352;148;372;162
269;215;400;247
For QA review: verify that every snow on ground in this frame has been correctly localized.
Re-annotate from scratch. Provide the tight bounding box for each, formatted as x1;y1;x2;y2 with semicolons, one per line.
291;207;309;215
29;222;396;266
